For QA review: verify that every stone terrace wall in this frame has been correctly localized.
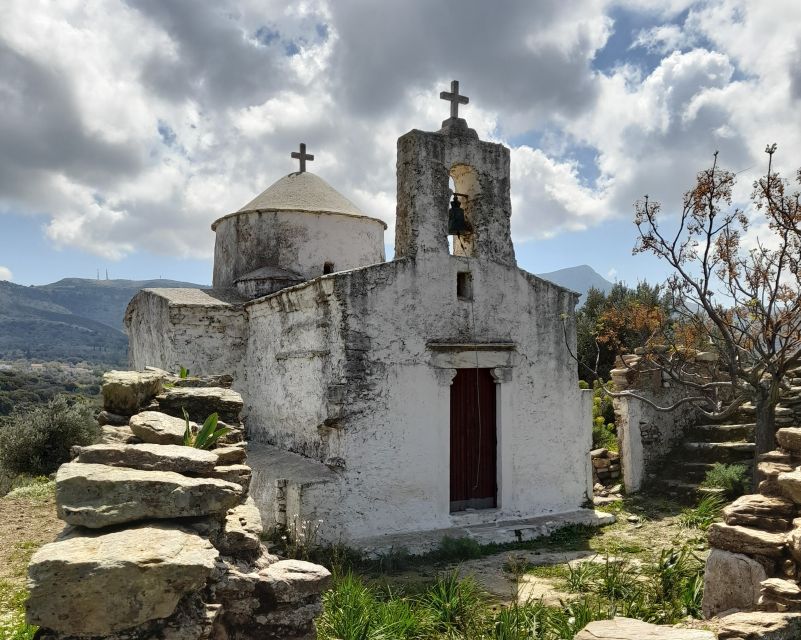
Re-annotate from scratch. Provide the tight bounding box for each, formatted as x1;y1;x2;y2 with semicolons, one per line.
26;369;330;640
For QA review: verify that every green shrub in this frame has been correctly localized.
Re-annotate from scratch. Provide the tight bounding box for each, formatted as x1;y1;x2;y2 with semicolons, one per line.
0;396;98;478
588;380;617;451
701;463;749;498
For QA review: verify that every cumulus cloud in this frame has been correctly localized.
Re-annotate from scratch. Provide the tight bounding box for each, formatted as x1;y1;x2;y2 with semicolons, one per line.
0;266;12;281
0;0;798;262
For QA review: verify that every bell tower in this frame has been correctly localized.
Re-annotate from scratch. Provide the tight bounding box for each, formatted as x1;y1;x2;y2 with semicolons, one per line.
394;81;516;266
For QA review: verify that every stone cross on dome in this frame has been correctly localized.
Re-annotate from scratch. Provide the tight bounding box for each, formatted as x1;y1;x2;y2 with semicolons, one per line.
291;143;314;173
440;80;469;119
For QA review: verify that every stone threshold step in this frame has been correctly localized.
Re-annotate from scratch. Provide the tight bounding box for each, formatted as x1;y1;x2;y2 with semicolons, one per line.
682;441;754;462
352;509;616;557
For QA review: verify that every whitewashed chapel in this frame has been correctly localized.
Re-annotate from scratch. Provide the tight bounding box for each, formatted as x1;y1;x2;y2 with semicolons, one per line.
126;82;596;548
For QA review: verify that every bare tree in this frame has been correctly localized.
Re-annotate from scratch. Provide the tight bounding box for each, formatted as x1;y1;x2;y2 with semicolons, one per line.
573;146;801;483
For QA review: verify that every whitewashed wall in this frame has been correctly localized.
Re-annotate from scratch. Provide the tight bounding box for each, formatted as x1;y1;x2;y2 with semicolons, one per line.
244;253;592;543
212;210;386;288
125;290;249;383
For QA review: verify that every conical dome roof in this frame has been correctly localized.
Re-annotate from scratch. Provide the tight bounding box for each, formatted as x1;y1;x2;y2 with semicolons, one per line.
237;171;365;216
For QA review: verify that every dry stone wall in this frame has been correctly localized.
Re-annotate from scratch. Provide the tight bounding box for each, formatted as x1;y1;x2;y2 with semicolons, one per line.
702;401;801;619
26;369;330;640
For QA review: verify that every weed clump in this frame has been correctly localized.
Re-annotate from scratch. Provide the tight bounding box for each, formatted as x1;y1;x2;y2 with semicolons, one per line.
701;463;749;498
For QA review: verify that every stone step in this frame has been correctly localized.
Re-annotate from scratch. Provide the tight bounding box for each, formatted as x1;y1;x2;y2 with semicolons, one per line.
688;422;755;442
682;441;755;463
679;461;753;480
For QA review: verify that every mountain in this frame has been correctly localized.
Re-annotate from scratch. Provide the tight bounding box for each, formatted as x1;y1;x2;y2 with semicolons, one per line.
536;265;614;302
0;278;205;365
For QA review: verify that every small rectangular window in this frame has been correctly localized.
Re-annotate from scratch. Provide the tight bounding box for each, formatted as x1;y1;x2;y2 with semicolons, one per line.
457;272;473;300
323;262;335;275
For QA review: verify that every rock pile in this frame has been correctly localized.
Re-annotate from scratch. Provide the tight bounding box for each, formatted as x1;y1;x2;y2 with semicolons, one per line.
591;447;621;485
26;369;330;640
702;421;801;619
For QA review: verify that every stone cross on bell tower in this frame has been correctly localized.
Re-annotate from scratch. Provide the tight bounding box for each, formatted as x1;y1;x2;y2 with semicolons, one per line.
291;143;314;173
439;80;469;119
394;81;516;267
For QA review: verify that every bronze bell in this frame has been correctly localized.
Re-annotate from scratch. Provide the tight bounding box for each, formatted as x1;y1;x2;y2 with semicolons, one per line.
448;193;470;236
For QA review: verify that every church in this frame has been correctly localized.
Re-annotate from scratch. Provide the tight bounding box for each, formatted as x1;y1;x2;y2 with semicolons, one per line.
125;82;599;550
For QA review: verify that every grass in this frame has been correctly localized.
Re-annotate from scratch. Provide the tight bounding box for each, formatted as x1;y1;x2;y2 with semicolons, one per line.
0;580;36;640
317;546;705;640
678;495;725;531
5;477;55;502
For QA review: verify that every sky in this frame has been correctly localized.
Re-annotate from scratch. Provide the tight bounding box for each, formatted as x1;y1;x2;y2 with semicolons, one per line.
1;0;800;287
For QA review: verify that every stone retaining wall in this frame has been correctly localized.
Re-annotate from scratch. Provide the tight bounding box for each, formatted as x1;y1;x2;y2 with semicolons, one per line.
702;422;801;618
26;369;330;640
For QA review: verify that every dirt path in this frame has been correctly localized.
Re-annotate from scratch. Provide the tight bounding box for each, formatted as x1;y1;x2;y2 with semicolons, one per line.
0;493;62;582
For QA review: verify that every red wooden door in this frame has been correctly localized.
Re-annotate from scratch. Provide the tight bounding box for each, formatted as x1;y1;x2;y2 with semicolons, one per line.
450;368;497;511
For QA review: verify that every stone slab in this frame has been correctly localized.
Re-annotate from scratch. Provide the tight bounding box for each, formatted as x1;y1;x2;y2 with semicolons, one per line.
56;462;243;528
708;523;787;558
155;387;244;423
777;428;801;454
129;410;192;445
213;445;247;465
76;443;218;474
259;559;332;603
716;611;801;639
723;494;795;532
574;617;715;639
217;496;263;555
102;370;164;416
777;469;801;503
26;525;218;636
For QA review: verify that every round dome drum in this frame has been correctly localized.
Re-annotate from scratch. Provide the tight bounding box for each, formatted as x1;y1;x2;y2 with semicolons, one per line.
211;172;387;288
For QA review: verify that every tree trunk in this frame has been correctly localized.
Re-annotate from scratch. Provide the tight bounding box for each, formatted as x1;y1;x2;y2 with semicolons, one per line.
753;383;777;490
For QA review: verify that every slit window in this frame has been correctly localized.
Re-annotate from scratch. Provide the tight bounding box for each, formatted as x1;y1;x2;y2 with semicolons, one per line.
456;272;473;300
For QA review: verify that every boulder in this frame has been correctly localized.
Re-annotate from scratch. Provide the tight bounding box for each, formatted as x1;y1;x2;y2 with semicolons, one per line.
259;559;332;603
723;494;795;532
102;370;164;415
777;428;801;454
217;497;263;555
708;523;786;558
716;612;801;640
207;464;252;489
26;525;218;636
129;411;192;445
156;387;244;423
76;443;218;474
56;462;243;528
702;548;767;618
574;617;715;639
213;445;247;465
99;425;140;445
776;469;801;503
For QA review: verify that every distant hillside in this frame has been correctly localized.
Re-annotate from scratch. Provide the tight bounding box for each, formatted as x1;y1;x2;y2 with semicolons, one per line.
536;265;614;302
0;278;205;365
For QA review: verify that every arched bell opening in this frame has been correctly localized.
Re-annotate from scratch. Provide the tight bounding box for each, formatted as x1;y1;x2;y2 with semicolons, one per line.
448;164;480;258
